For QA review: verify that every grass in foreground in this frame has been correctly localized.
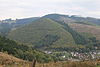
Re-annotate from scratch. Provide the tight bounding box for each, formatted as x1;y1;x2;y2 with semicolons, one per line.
0;60;100;67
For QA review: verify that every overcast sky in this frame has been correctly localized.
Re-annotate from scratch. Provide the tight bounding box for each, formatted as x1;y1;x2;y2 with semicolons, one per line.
0;0;100;20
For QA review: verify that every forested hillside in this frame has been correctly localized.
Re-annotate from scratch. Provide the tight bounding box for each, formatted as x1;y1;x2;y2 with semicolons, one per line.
0;14;99;52
7;17;100;52
0;35;56;62
7;18;76;48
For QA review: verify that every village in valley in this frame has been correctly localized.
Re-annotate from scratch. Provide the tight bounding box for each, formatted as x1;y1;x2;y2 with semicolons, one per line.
44;50;100;61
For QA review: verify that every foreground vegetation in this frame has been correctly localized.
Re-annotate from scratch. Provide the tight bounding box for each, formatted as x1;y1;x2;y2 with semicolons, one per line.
0;36;56;62
0;52;100;67
0;60;100;67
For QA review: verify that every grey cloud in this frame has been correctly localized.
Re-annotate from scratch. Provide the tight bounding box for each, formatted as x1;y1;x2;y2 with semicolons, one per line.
0;0;100;19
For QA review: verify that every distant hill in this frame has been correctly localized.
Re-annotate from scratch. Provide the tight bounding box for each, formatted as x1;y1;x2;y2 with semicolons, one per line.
0;17;39;36
0;14;100;36
8;18;76;48
43;14;100;26
0;13;100;51
43;14;100;45
70;16;100;25
7;17;99;51
12;17;40;28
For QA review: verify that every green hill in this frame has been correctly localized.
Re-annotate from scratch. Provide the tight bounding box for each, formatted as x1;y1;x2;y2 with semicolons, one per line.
7;18;97;52
0;17;39;36
8;18;76;49
6;14;100;52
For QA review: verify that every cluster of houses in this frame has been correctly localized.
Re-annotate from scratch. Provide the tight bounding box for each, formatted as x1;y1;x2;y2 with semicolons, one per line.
70;51;100;60
44;50;100;61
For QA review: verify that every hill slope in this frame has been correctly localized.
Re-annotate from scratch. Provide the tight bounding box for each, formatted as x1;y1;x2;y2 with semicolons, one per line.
1;14;100;51
7;17;95;51
0;17;39;36
43;14;100;47
68;23;100;40
8;18;76;49
0;52;24;63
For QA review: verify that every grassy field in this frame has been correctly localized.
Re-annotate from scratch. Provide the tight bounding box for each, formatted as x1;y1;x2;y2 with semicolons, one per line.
0;60;100;67
0;52;29;67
